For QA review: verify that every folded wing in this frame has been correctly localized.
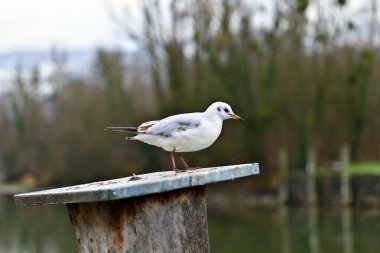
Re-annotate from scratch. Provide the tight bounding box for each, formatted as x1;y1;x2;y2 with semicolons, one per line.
144;114;201;137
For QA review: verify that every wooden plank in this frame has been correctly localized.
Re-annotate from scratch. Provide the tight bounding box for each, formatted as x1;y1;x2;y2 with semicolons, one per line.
67;186;209;253
15;163;259;206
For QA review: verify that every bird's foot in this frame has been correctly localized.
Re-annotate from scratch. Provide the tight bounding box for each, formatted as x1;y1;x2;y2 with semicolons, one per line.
174;167;192;173
173;166;201;172
185;166;201;171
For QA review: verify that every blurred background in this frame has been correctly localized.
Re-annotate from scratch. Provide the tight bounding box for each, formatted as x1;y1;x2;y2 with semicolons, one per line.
0;0;379;252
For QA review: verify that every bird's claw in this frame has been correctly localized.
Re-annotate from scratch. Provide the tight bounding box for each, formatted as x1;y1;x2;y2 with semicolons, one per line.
174;166;200;172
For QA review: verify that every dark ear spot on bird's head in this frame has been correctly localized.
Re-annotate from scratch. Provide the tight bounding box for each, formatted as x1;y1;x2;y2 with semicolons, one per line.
217;106;221;112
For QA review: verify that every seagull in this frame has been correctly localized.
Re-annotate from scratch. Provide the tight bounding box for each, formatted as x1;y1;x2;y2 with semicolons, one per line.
106;101;242;172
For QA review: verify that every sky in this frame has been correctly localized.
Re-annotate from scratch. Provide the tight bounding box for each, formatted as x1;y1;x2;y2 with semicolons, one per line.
0;0;377;94
0;0;377;55
0;0;139;54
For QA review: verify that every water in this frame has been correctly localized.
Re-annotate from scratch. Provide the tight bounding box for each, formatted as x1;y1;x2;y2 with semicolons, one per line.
1;196;379;253
208;206;380;253
0;196;76;253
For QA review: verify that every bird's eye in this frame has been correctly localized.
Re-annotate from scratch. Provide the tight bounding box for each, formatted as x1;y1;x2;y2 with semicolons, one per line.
217;107;221;112
224;108;229;113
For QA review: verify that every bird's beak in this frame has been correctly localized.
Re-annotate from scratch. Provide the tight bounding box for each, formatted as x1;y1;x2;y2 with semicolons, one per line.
230;113;243;121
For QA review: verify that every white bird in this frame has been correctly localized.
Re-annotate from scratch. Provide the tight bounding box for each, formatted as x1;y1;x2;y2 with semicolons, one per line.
106;101;242;172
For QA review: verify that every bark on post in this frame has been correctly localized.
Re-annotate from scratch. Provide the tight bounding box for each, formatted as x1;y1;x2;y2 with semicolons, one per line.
14;163;260;253
68;187;209;253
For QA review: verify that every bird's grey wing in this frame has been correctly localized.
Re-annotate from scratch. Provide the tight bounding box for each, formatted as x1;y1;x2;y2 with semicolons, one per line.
144;114;201;137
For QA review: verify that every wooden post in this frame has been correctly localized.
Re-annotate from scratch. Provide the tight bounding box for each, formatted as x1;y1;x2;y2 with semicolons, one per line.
278;148;289;205
15;163;259;253
340;144;351;206
306;147;317;205
67;187;208;252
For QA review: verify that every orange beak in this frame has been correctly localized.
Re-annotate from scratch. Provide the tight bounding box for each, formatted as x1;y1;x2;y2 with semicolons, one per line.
230;113;243;121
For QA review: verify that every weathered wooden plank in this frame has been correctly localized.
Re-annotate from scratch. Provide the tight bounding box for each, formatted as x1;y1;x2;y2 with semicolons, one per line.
67;186;209;253
15;163;259;206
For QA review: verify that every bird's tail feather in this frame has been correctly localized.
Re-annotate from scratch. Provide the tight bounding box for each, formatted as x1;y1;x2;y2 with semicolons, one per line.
105;127;138;133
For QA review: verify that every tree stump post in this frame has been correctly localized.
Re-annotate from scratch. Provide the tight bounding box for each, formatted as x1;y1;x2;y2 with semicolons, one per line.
15;163;260;253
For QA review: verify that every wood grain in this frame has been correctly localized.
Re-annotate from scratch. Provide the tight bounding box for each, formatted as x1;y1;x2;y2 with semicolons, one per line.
67;186;209;253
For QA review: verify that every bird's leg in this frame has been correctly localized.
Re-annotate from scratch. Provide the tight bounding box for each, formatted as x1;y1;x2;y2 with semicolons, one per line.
178;152;190;171
171;151;179;172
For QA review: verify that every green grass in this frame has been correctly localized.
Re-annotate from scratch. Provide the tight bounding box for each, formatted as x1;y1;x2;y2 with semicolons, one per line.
349;161;380;175
317;161;380;175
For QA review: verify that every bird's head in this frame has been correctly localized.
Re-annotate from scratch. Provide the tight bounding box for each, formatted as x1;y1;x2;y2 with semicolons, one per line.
205;101;243;121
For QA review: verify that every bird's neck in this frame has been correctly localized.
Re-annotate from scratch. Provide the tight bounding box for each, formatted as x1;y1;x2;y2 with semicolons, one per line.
205;112;223;124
